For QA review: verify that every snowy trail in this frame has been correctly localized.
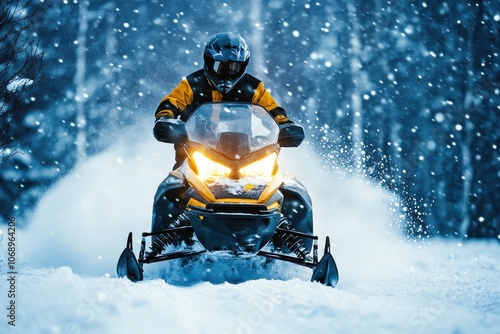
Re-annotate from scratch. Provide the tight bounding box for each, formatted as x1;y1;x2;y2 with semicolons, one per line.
7;240;500;334
2;135;500;333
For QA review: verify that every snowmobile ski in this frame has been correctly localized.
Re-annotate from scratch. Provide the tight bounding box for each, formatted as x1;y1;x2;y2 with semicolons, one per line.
311;236;339;287
117;232;143;282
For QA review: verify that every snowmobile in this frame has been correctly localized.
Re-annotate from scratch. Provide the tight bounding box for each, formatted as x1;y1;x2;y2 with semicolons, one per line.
117;102;338;287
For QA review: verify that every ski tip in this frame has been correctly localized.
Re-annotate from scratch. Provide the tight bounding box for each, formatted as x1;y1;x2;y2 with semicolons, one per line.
126;232;133;250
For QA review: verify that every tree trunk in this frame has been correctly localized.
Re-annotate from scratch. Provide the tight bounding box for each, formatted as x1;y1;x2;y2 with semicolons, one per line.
75;0;89;161
346;2;364;172
105;2;118;125
458;0;482;237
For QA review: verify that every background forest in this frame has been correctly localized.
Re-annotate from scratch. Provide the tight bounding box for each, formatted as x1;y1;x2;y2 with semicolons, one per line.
1;0;499;238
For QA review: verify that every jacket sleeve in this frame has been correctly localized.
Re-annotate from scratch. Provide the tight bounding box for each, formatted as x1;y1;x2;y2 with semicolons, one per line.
155;78;194;120
252;82;292;124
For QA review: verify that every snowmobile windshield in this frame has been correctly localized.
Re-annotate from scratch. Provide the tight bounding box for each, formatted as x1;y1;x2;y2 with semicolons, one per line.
185;102;279;158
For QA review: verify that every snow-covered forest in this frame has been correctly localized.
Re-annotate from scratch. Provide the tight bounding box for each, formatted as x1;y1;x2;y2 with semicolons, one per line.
1;0;499;238
1;1;499;333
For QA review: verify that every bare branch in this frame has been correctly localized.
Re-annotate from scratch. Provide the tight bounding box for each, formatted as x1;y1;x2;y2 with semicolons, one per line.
0;0;44;161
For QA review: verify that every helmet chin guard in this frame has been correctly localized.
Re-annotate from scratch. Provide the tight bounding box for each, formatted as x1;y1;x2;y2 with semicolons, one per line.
203;32;250;95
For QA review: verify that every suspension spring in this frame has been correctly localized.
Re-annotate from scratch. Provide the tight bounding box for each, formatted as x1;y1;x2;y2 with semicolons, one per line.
278;217;309;260
149;213;192;256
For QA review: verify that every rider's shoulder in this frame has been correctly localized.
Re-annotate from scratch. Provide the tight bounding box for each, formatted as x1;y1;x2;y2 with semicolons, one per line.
242;73;261;84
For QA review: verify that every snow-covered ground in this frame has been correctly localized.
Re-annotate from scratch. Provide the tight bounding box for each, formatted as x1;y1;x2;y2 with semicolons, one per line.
2;132;499;333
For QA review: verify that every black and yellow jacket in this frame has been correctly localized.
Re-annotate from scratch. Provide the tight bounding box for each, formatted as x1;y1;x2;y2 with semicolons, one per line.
155;69;291;125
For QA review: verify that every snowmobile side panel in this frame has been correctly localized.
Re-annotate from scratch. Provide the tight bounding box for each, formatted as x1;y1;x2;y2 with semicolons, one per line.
279;179;314;251
152;174;189;235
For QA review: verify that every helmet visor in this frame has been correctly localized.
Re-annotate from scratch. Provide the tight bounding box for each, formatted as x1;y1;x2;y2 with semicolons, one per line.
212;61;244;79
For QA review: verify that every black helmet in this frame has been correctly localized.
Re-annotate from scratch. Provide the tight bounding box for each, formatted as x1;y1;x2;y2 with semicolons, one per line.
203;32;250;95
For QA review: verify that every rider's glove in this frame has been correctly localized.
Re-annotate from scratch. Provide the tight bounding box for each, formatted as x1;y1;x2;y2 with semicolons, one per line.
153;117;187;143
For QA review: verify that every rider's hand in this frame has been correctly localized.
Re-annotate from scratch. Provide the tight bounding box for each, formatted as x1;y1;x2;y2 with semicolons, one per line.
153;117;187;143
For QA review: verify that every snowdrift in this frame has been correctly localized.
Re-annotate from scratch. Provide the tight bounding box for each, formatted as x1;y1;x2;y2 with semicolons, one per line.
1;134;499;333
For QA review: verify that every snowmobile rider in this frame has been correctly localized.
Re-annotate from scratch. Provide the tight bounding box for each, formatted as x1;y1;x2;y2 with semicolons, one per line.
150;32;310;242
154;32;296;169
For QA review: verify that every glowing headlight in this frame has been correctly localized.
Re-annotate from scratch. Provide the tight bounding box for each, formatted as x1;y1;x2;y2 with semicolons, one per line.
239;153;277;179
193;151;231;181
